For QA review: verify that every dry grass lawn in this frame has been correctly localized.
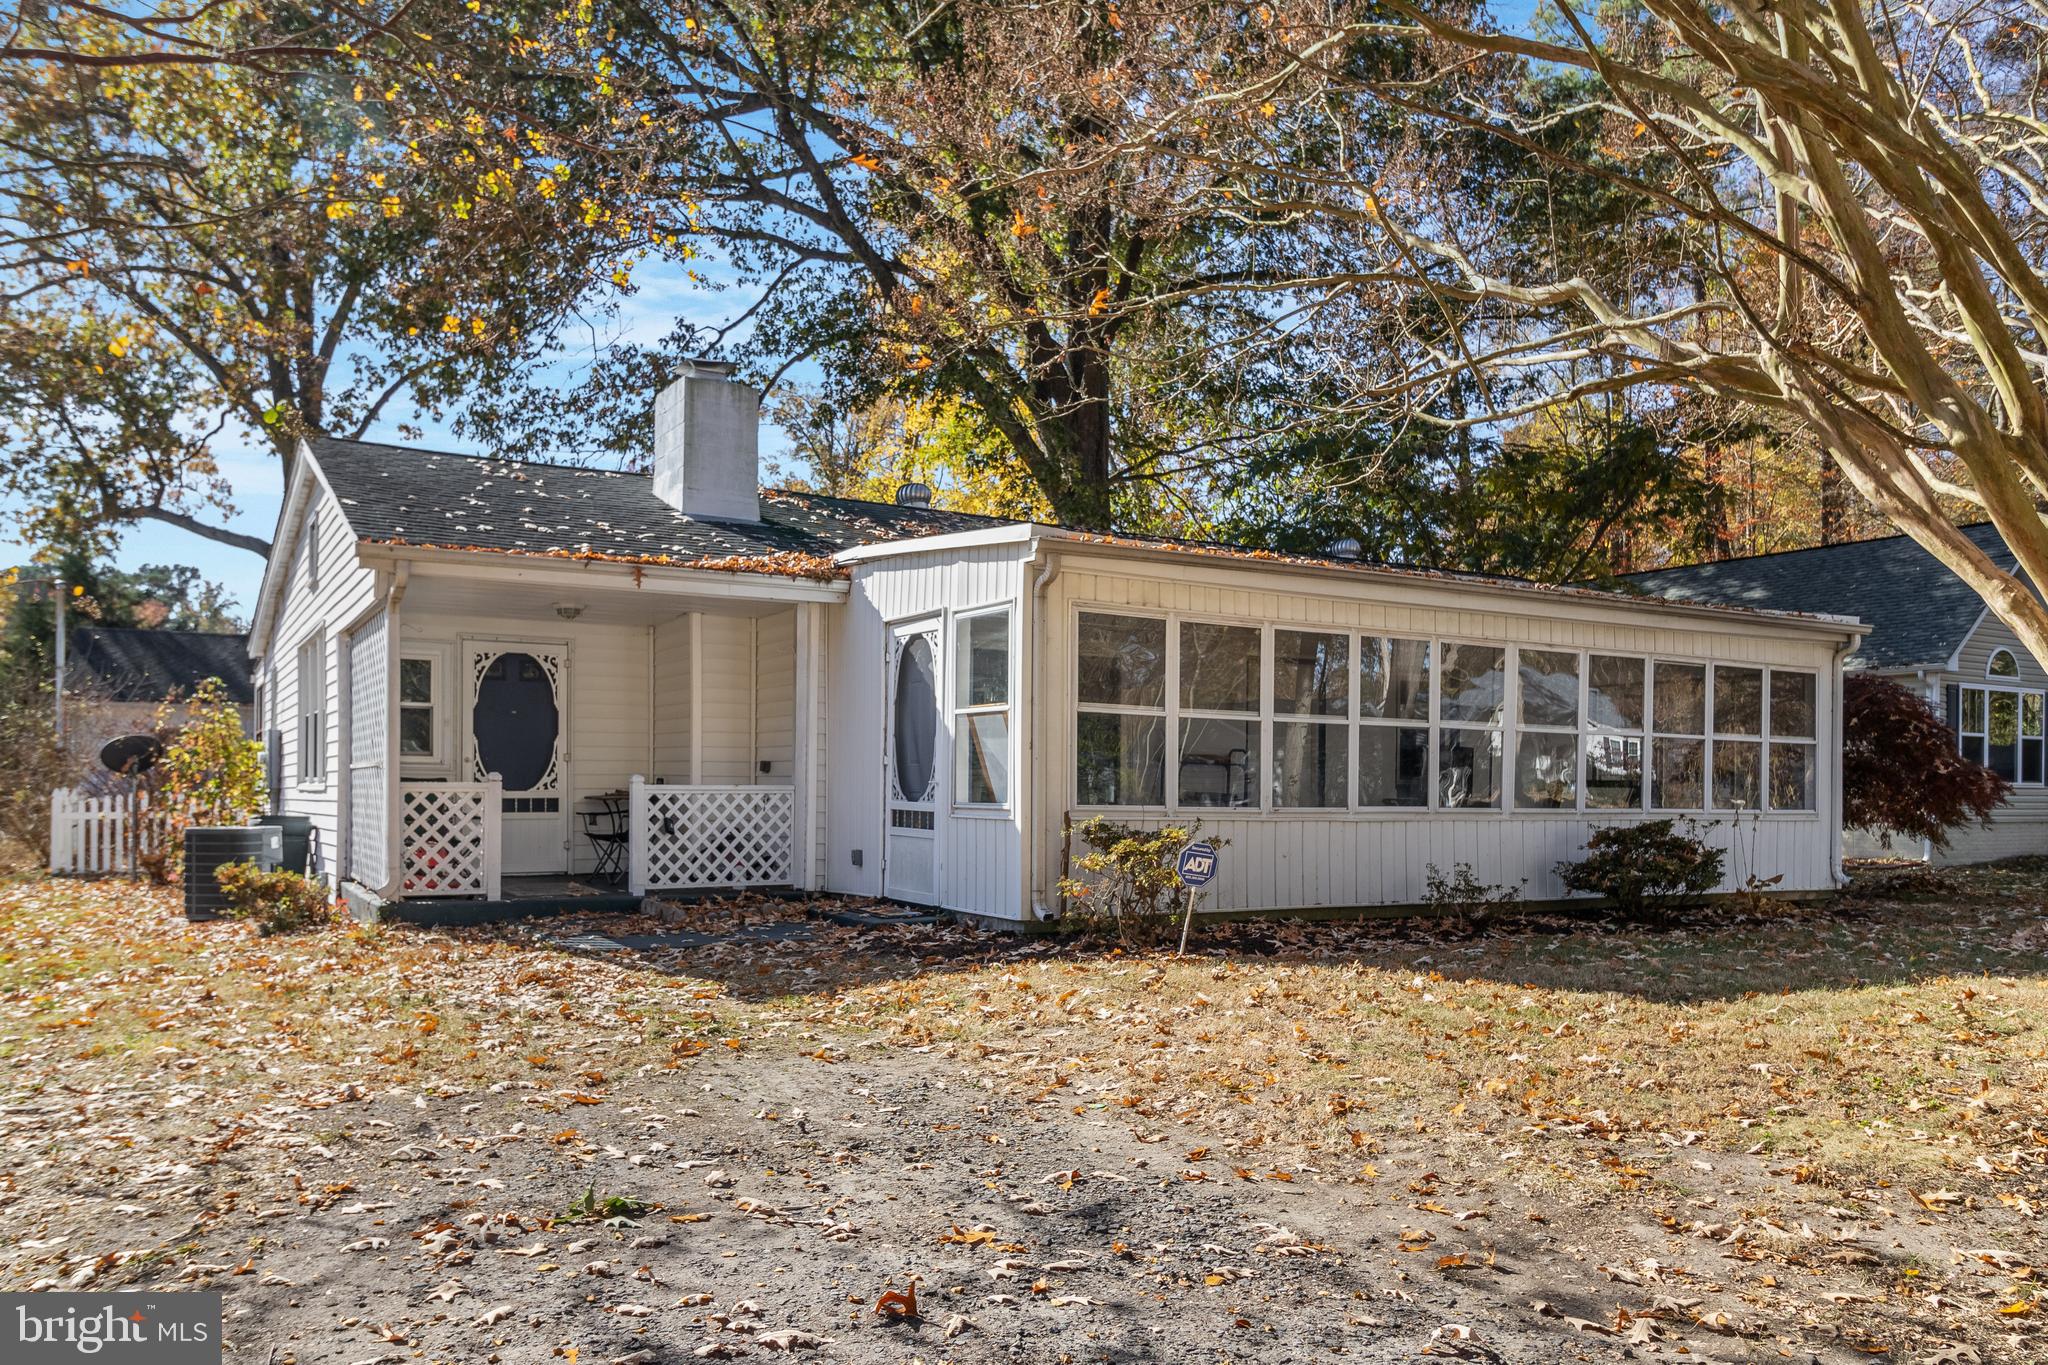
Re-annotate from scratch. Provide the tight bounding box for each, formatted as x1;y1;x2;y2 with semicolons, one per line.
3;860;2048;1361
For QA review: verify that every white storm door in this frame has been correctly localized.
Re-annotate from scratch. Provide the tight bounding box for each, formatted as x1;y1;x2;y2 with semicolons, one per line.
882;619;942;904
464;640;571;876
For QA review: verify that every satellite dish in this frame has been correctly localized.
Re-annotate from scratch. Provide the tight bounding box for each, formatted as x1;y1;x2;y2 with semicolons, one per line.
100;733;165;775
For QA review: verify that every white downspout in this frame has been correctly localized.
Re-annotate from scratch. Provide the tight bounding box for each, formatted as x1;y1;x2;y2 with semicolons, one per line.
1025;540;1062;919
1830;630;1856;888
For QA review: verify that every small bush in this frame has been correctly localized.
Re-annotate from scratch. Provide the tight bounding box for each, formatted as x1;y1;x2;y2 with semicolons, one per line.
139;677;266;883
216;860;333;935
1556;819;1725;916
1056;816;1219;944
1422;863;1525;926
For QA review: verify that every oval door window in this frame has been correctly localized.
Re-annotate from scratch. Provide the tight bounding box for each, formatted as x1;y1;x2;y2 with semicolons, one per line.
474;652;558;790
892;635;938;802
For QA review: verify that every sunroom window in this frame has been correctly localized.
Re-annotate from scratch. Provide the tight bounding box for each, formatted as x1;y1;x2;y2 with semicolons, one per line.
1514;648;1579;808
1177;622;1260;808
1272;629;1348;808
955;611;1011;806
1711;665;1764;810
1651;662;1706;809
1358;636;1430;807
1585;655;1645;809
1438;643;1504;809
1075;612;1167;806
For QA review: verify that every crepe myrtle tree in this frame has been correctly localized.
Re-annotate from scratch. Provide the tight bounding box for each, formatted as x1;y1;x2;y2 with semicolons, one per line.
1105;0;2048;653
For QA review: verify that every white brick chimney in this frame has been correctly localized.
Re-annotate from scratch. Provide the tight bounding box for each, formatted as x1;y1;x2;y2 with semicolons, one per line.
652;359;760;522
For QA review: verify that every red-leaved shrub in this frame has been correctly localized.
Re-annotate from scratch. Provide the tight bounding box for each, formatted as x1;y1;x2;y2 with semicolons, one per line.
1844;673;2007;849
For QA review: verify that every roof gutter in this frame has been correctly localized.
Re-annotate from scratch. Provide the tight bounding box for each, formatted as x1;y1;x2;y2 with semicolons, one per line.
352;540;850;604
1035;530;1869;640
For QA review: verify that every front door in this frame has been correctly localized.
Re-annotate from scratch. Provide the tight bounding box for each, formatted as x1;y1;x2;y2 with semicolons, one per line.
883;619;941;904
464;640;570;875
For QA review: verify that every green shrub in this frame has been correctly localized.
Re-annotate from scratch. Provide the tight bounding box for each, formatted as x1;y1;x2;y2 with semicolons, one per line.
215;860;333;935
1056;816;1219;944
1556;819;1725;915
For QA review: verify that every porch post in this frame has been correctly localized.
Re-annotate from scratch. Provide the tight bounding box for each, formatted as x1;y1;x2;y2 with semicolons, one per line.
628;774;649;895
482;772;504;900
792;602;821;891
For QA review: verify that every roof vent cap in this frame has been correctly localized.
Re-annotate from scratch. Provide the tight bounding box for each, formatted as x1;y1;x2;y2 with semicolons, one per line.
1327;536;1362;561
894;481;932;509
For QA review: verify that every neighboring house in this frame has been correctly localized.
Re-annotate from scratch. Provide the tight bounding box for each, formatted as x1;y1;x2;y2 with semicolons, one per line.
1623;524;2039;864
65;626;254;786
247;360;1865;920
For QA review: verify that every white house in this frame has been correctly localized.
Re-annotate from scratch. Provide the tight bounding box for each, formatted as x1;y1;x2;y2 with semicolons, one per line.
247;362;1867;923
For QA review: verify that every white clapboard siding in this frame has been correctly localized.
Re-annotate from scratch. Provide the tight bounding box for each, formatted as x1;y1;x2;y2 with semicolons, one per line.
255;478;382;888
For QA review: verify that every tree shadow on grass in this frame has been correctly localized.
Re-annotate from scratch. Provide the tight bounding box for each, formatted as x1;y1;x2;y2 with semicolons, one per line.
428;858;2048;1007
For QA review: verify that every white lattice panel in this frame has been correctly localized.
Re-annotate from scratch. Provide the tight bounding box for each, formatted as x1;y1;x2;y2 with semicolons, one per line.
639;786;795;890
401;784;492;896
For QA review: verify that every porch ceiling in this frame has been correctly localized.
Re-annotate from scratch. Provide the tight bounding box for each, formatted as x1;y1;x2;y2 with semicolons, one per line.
401;571;799;625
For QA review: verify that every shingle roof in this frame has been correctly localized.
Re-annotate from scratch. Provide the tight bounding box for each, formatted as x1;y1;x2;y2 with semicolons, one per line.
67;627;253;704
1619;522;2014;669
308;436;1011;568
305;436;1863;638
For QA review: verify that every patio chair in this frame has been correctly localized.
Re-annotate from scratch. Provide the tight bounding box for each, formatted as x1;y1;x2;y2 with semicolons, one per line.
581;798;630;884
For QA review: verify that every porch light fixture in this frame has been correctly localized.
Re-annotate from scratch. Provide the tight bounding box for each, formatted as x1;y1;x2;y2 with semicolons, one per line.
894;481;932;508
553;602;586;621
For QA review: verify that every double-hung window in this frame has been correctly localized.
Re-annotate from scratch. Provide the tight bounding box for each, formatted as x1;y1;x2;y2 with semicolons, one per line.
1514;649;1579;808
1711;666;1764;809
1358;637;1430;807
1438;643;1505;809
296;632;326;786
1272;630;1348;807
954;610;1011;806
1177;622;1261;808
399;653;439;762
1075;613;1168;805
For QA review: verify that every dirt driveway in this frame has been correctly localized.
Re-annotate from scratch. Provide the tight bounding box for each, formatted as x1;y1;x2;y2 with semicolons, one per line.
6;872;2047;1363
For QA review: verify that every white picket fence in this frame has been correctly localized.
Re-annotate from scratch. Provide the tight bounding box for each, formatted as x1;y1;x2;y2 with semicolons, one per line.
49;787;159;876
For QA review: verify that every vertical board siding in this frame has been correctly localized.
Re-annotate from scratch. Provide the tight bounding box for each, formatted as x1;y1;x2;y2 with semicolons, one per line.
696;614;757;782
827;544;1031;916
754;609;797;782
1028;559;1849;918
267;482;382;887
651;614;693;781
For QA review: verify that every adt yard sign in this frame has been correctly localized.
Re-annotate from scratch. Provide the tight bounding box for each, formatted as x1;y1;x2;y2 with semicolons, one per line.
1176;840;1219;888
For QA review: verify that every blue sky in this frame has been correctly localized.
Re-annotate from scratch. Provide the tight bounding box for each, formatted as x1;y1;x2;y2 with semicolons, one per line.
2;0;1553;618
0;253;797;620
